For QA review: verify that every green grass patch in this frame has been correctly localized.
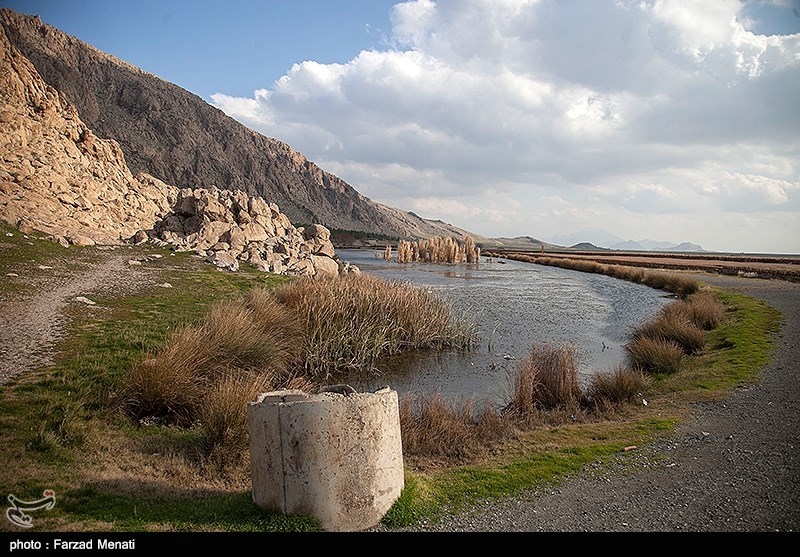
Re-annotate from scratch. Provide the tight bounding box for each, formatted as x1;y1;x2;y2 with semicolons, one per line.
54;487;320;532
384;418;677;528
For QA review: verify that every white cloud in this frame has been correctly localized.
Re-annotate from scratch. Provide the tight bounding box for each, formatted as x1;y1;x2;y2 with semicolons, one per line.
211;0;800;253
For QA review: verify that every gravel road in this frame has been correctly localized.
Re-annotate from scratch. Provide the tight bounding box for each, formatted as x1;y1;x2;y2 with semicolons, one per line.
377;273;800;533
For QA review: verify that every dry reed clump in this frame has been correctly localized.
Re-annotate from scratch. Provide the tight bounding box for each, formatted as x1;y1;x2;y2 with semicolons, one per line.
625;336;685;374
641;272;700;298
395;236;481;264
272;273;477;379
632;308;706;355
398;392;512;463
199;371;273;453
672;290;727;330
125;288;304;430
584;365;652;412
503;343;584;422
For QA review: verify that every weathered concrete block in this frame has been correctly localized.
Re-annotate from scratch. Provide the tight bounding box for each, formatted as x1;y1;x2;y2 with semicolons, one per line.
247;387;404;532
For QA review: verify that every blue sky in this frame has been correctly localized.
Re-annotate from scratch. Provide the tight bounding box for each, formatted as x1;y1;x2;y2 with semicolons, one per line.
3;0;800;253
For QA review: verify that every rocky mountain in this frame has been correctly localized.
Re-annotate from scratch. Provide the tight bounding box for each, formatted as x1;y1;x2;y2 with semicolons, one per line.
0;8;472;243
0;17;346;278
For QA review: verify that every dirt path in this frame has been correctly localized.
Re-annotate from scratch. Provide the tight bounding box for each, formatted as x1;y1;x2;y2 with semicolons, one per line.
0;248;159;385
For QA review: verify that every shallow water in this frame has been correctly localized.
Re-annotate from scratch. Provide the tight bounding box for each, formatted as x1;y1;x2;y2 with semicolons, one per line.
335;249;673;409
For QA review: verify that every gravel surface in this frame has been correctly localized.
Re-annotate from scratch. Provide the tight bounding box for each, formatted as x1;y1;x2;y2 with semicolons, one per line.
372;274;800;533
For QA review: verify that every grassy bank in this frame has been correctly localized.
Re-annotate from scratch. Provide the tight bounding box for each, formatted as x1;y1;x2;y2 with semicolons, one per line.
0;227;782;531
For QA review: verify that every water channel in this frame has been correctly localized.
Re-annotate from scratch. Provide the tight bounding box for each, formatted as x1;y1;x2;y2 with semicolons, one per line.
336;248;674;410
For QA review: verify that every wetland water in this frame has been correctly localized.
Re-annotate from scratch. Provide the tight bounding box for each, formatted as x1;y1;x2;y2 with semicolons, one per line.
336;248;674;409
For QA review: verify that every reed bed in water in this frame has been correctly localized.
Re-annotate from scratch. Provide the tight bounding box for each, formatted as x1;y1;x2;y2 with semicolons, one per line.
125;272;477;457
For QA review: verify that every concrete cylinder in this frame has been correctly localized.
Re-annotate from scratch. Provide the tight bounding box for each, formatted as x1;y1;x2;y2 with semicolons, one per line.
247;386;405;532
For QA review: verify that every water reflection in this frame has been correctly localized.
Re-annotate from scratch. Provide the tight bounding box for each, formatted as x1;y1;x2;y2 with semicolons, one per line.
336;249;672;409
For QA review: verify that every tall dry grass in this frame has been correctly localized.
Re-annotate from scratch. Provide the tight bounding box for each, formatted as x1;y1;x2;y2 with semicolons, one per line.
584;365;652;412
125;287;304;427
395;236;481;264
628;288;726;360
127;272;478;456
398;392;512;463
398;341;660;461
625;336;685;374
666;290;727;330
503;343;584;421
631;313;706;355
272;273;477;378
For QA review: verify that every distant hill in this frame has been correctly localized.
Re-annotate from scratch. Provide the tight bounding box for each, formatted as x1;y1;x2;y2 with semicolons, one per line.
666;242;705;252
484;236;561;250
569;242;610;251
610;240;648;251
544;227;704;253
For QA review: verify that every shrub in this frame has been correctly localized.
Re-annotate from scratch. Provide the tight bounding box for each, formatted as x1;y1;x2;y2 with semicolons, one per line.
199;371;273;452
398;392;511;462
625;336;684;374
683;290;727;330
632;312;706;354
585;365;652;410
272;274;477;378
125;289;304;427
504;343;583;418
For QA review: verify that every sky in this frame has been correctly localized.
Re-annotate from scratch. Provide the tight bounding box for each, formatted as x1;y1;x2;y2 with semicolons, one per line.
3;0;800;254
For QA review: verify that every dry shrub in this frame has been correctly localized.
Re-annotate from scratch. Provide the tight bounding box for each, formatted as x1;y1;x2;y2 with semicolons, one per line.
643;272;699;298
399;392;510;462
625;336;684;374
273;274;476;378
632;312;706;354
126;327;213;424
199;371;274;452
683;290;727;329
125;289;304;428
504;343;583;419
585;365;652;411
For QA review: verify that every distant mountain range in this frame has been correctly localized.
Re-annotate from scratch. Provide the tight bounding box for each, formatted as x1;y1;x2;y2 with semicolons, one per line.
542;228;705;252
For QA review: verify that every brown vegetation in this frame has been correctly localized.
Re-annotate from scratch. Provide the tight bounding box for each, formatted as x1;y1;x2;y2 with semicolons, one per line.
484;249;800;283
393;235;481;264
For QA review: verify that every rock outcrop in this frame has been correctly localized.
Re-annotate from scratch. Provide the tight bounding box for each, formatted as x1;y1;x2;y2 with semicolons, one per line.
0;20;343;278
150;187;341;276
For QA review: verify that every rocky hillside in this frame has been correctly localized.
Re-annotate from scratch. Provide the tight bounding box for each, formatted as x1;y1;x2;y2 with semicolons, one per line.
0;20;345;279
0;8;477;243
